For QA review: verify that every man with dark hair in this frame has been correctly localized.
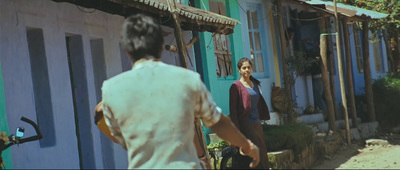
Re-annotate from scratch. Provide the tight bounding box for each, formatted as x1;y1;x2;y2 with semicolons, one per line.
100;13;260;169
308;47;328;119
119;14;164;61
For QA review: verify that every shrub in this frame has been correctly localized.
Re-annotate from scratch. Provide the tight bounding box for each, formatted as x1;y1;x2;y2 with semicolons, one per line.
263;123;314;155
373;76;400;130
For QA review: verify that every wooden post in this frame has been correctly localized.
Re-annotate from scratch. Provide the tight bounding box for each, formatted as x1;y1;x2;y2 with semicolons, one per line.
276;0;294;123
362;20;376;122
168;0;210;167
168;0;188;68
334;0;350;144
320;35;336;131
321;17;337;117
327;35;337;117
342;18;358;127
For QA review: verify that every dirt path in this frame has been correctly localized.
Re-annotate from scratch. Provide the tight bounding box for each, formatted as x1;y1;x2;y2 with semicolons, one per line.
311;134;400;169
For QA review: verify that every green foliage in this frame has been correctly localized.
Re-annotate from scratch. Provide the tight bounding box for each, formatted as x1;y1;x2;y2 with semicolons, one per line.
286;51;318;85
357;1;398;30
207;139;229;153
262;124;314;155
207;140;230;169
372;75;400;130
268;154;279;169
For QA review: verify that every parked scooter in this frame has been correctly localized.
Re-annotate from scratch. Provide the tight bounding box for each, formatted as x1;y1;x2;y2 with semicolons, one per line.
0;117;42;169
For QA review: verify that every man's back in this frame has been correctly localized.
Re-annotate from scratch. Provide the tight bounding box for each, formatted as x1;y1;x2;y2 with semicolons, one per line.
102;60;203;169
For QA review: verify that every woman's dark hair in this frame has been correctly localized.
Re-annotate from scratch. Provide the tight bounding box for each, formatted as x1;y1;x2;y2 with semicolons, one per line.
237;57;261;85
120;13;164;61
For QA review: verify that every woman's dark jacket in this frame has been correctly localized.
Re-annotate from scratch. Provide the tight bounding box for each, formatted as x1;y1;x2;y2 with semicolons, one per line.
229;80;270;129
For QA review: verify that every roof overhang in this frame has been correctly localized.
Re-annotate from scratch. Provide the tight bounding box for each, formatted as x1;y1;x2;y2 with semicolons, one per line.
288;0;389;22
51;0;239;35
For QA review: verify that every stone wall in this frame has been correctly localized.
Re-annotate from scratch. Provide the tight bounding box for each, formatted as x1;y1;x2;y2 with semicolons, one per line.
268;133;342;169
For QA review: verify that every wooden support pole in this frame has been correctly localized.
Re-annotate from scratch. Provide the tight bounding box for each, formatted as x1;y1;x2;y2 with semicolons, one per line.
362;20;376;122
342;18;358;128
276;0;294;123
169;0;188;68
334;0;350;144
167;1;210;168
328;35;337;116
320;35;336;132
321;17;337;117
165;36;199;52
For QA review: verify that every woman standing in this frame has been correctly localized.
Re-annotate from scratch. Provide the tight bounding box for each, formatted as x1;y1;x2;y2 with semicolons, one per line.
229;57;270;169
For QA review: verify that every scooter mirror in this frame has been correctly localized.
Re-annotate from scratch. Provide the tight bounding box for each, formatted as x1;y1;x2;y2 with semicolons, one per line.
16;127;24;138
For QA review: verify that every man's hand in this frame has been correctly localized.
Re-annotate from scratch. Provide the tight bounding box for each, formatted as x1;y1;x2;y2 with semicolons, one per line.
94;101;119;143
239;139;260;168
208;115;261;168
95;101;103;115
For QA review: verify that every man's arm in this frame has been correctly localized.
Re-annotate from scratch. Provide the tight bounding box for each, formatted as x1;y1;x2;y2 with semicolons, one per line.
208;114;259;168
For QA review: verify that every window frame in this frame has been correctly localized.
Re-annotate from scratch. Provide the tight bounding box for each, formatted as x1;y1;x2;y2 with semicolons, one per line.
245;3;269;78
208;0;235;78
372;31;384;73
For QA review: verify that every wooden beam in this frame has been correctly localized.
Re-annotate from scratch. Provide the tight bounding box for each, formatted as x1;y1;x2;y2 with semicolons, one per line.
320;34;336;132
362;20;376;122
167;1;209;168
320;17;338;122
168;0;188;68
165;36;199;52
276;0;294;123
342;18;358;128
334;0;350;144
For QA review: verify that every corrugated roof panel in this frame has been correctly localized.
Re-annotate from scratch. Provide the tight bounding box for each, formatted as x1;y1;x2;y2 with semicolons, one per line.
302;0;388;19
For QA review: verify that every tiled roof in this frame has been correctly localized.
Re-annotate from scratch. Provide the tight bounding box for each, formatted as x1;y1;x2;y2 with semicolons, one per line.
109;0;240;34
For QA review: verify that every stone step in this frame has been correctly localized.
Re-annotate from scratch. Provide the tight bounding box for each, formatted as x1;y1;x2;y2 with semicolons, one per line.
347;121;379;140
267;133;343;169
268;149;294;163
296;113;324;125
316;118;362;132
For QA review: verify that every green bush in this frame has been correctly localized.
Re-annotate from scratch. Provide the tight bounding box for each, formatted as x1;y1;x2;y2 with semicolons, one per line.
207;140;229;153
373;75;400;130
263;124;314;155
207;140;230;169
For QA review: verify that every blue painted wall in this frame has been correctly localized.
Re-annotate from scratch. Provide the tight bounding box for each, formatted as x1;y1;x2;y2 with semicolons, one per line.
0;0;197;168
0;0;124;168
348;25;388;96
278;3;389;118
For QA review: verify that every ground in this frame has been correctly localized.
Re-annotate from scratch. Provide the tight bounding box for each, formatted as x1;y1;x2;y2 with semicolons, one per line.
311;133;400;169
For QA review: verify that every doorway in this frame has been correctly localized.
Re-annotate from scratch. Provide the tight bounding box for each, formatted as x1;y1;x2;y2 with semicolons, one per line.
65;34;96;169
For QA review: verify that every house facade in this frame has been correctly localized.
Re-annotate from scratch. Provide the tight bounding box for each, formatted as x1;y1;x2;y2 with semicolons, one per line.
0;0;389;169
0;0;198;168
192;0;283;141
279;0;389;120
198;0;389;133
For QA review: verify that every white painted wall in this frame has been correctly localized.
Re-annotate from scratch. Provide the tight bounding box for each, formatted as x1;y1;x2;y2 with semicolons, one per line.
0;0;194;169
